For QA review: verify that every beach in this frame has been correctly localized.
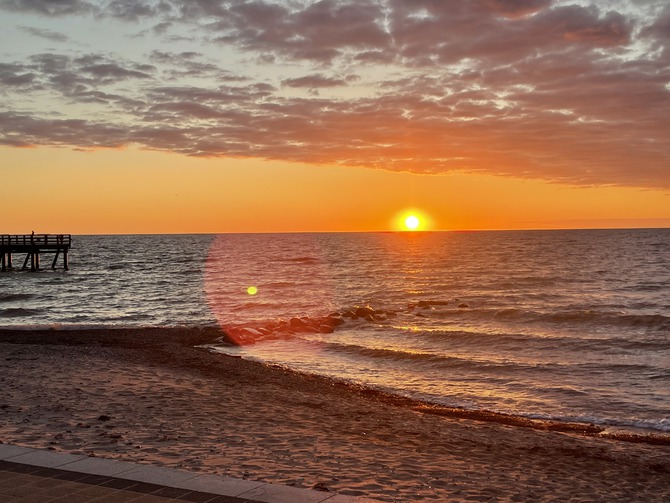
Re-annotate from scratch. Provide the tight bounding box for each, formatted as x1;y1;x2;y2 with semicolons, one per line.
1;328;669;502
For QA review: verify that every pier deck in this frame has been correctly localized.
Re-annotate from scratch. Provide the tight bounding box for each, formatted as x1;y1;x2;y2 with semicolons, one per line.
1;234;71;271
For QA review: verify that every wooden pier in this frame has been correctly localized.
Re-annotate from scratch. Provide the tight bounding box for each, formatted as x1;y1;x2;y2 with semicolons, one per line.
1;234;71;272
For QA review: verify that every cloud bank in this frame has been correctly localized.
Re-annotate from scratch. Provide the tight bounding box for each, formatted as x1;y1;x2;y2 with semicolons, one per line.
1;0;669;189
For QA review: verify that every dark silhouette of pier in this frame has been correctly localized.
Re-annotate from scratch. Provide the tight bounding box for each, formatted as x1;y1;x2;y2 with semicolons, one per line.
1;234;71;272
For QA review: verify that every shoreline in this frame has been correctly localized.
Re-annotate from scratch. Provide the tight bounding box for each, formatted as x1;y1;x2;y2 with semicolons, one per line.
4;326;667;444
1;328;670;501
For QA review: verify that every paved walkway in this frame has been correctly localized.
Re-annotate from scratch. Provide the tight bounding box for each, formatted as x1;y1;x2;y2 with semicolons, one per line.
0;445;376;503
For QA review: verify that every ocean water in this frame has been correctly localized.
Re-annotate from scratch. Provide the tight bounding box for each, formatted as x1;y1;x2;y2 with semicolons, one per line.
1;229;669;435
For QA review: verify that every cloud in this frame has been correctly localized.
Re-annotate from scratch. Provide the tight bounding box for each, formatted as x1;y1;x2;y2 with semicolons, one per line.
641;7;670;62
0;62;37;87
22;53;153;98
0;112;129;148
537;6;632;47
486;0;553;19
208;0;390;63
19;26;69;42
73;55;154;83
105;0;167;21
282;74;349;89
0;0;669;190
0;0;96;16
148;50;241;80
387;2;634;68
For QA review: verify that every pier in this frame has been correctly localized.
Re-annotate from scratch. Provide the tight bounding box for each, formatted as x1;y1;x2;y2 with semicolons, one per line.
0;234;71;272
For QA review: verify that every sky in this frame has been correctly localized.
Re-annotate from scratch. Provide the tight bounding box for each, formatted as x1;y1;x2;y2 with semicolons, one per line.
1;0;669;233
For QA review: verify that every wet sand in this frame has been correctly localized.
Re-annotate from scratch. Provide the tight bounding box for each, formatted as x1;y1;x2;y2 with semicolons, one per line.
1;328;669;502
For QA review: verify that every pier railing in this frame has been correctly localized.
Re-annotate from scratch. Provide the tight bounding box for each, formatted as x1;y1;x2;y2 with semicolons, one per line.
0;234;71;248
0;234;71;271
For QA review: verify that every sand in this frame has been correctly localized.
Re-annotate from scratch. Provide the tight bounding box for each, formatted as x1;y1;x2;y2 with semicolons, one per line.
1;328;669;502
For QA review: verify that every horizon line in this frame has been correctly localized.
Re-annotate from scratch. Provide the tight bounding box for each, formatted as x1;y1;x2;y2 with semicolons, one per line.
11;225;669;236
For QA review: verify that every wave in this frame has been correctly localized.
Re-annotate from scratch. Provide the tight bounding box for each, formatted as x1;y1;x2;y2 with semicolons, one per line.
318;340;561;374
0;293;34;303
403;297;670;331
430;306;670;331
0;308;42;318
412;328;670;352
620;283;668;292
0;322;221;332
216;301;670;352
542;311;670;330
98;314;154;323
299;338;668;384
413;405;670;437
221;305;388;344
535;386;589;397
259;281;297;288
522;413;670;435
496;276;573;288
281;257;320;264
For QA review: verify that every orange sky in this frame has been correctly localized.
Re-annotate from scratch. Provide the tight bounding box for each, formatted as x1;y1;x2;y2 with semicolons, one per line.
4;146;669;234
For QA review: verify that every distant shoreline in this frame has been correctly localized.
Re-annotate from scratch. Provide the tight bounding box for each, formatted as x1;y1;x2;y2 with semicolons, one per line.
3;226;669;237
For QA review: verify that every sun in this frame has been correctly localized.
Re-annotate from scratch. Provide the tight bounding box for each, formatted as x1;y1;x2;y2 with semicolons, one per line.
395;209;431;231
404;214;420;231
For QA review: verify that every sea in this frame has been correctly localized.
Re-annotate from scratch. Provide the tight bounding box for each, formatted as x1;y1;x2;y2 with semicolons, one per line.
1;229;669;436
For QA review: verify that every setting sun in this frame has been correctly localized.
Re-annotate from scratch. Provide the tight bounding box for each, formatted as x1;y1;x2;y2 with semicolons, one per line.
404;215;420;231
395;210;431;231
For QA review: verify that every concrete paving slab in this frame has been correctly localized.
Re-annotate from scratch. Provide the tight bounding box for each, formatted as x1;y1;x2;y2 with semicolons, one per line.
323;495;381;503
239;483;335;503
172;472;264;496
116;464;200;486
4;449;86;468
0;445;35;460
59;456;137;477
0;445;382;502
